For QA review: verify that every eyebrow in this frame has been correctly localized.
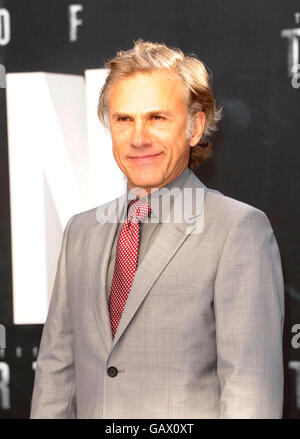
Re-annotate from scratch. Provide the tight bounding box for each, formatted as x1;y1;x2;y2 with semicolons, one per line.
112;110;174;120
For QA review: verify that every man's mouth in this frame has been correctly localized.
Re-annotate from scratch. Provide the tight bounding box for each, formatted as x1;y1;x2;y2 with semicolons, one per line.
129;152;163;164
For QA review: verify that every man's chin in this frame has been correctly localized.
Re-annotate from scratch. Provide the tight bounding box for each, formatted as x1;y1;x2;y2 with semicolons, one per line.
128;177;162;195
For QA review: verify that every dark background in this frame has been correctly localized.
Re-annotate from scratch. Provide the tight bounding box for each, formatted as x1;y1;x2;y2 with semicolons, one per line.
0;0;299;418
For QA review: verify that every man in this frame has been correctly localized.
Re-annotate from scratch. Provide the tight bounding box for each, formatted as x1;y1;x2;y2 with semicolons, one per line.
30;40;284;419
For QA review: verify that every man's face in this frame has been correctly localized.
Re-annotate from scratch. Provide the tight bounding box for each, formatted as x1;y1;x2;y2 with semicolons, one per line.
108;70;203;194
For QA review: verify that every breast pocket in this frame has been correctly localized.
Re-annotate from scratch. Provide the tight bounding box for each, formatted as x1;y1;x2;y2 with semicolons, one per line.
149;279;207;296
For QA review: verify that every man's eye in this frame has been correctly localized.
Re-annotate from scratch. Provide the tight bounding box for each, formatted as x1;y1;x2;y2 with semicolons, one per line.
152;115;164;120
117;116;131;122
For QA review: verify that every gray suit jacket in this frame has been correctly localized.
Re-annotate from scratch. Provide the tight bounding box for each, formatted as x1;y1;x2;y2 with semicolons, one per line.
30;170;284;418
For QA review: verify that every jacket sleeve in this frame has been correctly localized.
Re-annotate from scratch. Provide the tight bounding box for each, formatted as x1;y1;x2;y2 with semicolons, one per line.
214;207;285;418
30;215;76;418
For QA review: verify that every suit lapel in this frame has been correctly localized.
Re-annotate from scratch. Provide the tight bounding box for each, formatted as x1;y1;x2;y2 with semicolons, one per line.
111;170;207;349
88;194;127;353
111;221;197;349
88;170;207;353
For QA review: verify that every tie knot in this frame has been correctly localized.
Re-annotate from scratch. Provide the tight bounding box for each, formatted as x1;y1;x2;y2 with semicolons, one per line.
127;198;151;223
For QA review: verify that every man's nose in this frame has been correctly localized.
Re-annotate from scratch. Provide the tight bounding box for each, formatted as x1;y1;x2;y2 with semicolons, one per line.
131;119;151;148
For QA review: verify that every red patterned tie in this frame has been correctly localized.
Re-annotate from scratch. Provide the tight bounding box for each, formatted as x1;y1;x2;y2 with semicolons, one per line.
109;197;151;338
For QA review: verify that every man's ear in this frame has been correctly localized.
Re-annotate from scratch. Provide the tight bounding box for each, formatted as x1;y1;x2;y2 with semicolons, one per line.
189;111;206;147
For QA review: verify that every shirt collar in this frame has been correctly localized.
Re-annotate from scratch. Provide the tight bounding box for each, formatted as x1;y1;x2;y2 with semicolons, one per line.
125;166;192;223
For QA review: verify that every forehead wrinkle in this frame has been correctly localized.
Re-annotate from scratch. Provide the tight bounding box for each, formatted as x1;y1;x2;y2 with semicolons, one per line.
109;70;189;121
112;109;175;118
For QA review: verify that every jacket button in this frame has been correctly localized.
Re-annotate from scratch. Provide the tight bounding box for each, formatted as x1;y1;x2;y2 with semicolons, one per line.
107;366;118;377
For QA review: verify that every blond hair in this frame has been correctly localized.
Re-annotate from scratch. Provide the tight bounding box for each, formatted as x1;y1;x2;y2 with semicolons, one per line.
98;40;222;168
